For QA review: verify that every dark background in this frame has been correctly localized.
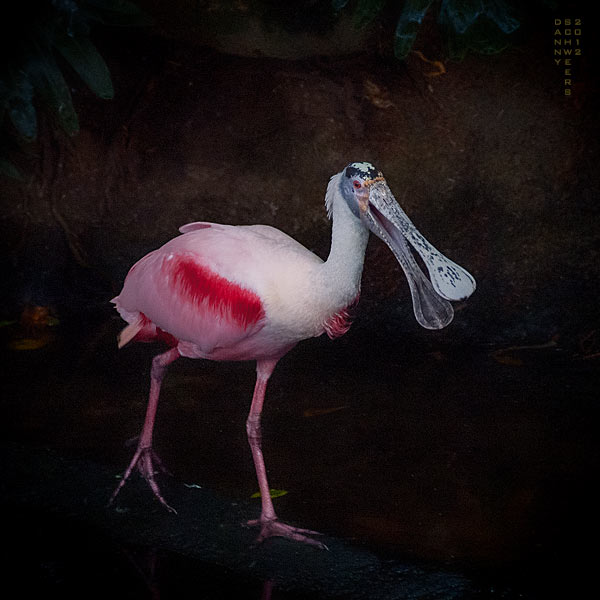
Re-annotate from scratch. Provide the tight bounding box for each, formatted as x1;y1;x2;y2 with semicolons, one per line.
1;1;598;598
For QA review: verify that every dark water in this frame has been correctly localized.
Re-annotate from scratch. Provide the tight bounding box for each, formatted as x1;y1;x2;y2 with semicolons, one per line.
1;309;598;598
5;506;276;599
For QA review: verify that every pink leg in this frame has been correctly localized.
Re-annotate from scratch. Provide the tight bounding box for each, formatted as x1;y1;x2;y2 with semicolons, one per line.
246;359;327;549
109;346;180;513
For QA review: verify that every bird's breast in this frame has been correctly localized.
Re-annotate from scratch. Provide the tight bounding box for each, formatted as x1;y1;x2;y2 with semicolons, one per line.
322;293;360;339
260;266;360;343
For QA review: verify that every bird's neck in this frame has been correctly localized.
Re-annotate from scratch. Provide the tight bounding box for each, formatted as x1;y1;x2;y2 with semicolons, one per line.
319;178;369;304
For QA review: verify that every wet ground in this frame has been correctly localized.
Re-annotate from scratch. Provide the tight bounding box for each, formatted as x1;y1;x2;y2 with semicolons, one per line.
1;308;597;598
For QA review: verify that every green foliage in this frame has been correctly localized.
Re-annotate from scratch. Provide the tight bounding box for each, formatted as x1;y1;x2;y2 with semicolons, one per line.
250;488;289;499
0;0;149;179
54;29;114;100
394;0;435;60
437;0;520;59
335;0;522;60
7;73;38;141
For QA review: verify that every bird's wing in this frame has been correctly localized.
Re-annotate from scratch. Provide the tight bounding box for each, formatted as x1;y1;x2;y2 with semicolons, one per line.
117;253;265;354
180;222;322;263
114;223;317;352
240;224;324;264
178;221;215;233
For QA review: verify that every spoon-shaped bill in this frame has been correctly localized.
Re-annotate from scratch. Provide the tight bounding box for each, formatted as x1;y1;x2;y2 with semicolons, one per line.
364;182;476;329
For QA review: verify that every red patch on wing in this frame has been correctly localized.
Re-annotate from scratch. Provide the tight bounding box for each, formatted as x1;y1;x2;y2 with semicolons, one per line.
168;255;264;329
323;293;360;340
132;313;179;346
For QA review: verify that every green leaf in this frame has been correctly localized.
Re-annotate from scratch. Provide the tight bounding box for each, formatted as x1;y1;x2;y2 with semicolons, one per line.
8;74;37;140
483;0;519;34
28;49;79;135
445;15;511;59
439;0;519;59
251;489;288;499
332;0;350;10
0;319;18;327
54;31;114;99
439;0;519;35
394;0;434;59
439;0;483;34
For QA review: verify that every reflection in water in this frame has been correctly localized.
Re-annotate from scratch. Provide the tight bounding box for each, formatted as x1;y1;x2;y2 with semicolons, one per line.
262;579;274;600
1;314;597;598
121;545;279;600
3;505;287;599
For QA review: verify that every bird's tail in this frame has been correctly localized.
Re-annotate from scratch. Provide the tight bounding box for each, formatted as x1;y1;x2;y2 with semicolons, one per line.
117;320;144;348
111;295;144;348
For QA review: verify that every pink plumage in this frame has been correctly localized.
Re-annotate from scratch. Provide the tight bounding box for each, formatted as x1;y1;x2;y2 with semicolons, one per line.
323;293;359;339
112;221;344;362
108;163;475;549
109;218;359;547
168;256;265;329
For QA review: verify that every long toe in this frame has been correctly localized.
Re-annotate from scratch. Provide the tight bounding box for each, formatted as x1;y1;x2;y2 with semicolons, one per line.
110;447;176;513
247;518;328;550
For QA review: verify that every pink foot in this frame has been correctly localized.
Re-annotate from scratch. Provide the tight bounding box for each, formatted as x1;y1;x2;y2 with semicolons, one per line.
246;517;328;549
108;446;176;514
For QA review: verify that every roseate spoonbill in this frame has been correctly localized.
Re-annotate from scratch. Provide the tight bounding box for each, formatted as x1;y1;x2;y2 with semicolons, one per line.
109;162;475;547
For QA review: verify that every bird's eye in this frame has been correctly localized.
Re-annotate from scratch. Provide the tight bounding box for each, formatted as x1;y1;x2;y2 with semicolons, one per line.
353;180;362;190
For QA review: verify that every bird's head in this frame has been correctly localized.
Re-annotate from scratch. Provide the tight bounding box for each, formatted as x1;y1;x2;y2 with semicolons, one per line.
337;161;476;330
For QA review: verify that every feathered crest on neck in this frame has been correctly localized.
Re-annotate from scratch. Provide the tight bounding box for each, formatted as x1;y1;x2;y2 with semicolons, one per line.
324;172;342;220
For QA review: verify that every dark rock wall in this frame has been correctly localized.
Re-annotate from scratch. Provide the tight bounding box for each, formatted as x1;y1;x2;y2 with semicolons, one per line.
1;11;598;350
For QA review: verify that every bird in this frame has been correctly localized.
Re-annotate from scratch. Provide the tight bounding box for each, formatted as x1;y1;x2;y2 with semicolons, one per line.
108;161;476;548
